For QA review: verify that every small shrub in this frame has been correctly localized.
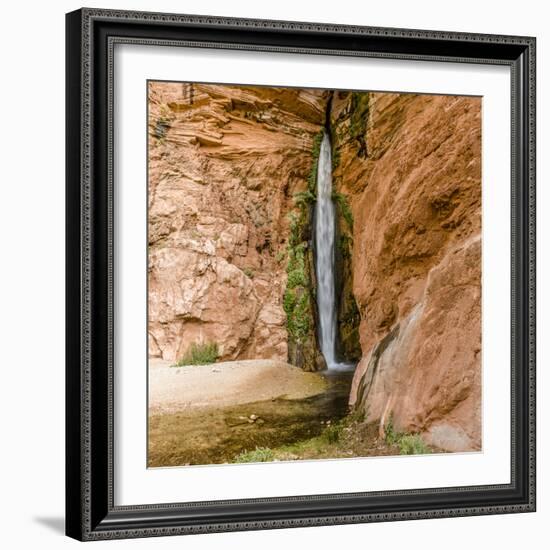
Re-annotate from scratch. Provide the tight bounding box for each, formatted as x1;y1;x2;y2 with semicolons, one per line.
293;190;315;208
398;434;431;456
287;268;307;289
384;415;431;455
384;416;400;446
348;406;367;424
234;447;275;463
283;290;297;316
285;242;307;290
242;267;255;279
285;291;311;342
322;422;344;444
287;212;301;247
172;342;218;367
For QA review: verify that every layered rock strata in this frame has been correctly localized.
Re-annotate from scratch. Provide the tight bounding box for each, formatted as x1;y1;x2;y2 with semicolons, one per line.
148;82;326;365
148;82;482;451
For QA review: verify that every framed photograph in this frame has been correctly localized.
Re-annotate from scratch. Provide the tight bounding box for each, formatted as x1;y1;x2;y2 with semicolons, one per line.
65;8;536;541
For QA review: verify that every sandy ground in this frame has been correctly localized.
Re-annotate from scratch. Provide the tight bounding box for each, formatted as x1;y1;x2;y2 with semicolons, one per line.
148;358;328;415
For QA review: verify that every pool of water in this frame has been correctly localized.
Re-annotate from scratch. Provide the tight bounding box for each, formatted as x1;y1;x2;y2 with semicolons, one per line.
148;369;355;467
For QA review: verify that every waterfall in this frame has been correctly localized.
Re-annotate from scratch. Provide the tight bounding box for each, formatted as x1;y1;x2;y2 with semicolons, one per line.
314;132;338;369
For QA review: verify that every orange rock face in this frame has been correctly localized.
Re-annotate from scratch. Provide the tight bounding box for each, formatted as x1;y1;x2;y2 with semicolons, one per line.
148;83;482;452
331;92;482;451
148;82;325;362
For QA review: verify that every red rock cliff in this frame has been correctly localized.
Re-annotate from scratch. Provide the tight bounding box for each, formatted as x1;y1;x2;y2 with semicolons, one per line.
148;83;482;452
148;82;326;363
331;91;482;451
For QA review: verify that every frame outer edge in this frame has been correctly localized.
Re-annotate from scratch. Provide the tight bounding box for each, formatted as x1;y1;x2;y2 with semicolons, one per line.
527;35;536;512
65;8;85;542
81;6;534;44
69;8;537;540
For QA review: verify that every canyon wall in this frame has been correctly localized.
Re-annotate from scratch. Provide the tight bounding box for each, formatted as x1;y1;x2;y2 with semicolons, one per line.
148;82;326;364
331;92;482;451
148;82;482;451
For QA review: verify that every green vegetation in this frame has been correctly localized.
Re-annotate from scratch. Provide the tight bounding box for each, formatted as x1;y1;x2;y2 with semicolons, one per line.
292;189;316;208
322;421;345;444
277;431;336;457
384;416;400;446
229;411;374;465
287;211;301;247
283;239;312;342
232;420;347;464
332;191;353;230
286;243;308;288
234;447;275;464
283;131;324;351
242;267;255;279
283;284;311;342
348;92;370;140
397;434;431;455
223;410;435;466
384;416;431;455
171;342;219;367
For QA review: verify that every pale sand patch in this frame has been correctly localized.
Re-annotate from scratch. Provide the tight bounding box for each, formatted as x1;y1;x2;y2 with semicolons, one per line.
148;358;327;415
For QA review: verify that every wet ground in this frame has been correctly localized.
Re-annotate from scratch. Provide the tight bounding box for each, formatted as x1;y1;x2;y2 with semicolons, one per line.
148;369;355;467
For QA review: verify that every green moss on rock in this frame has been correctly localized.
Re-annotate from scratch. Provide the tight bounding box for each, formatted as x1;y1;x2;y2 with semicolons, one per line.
349;92;370;139
332;191;354;230
284;131;325;371
329;94;364;362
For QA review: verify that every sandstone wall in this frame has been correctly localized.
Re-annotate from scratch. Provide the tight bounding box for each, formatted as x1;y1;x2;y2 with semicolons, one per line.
331;92;482;451
148;82;483;451
148;82;326;362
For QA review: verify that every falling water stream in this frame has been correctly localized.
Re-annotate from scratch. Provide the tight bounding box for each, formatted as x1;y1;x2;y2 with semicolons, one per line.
314;132;355;372
314;132;339;369
149;133;359;468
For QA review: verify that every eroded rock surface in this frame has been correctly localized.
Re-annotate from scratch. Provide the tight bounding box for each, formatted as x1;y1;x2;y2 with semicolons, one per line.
148;83;326;362
331;92;482;451
148;83;482;452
